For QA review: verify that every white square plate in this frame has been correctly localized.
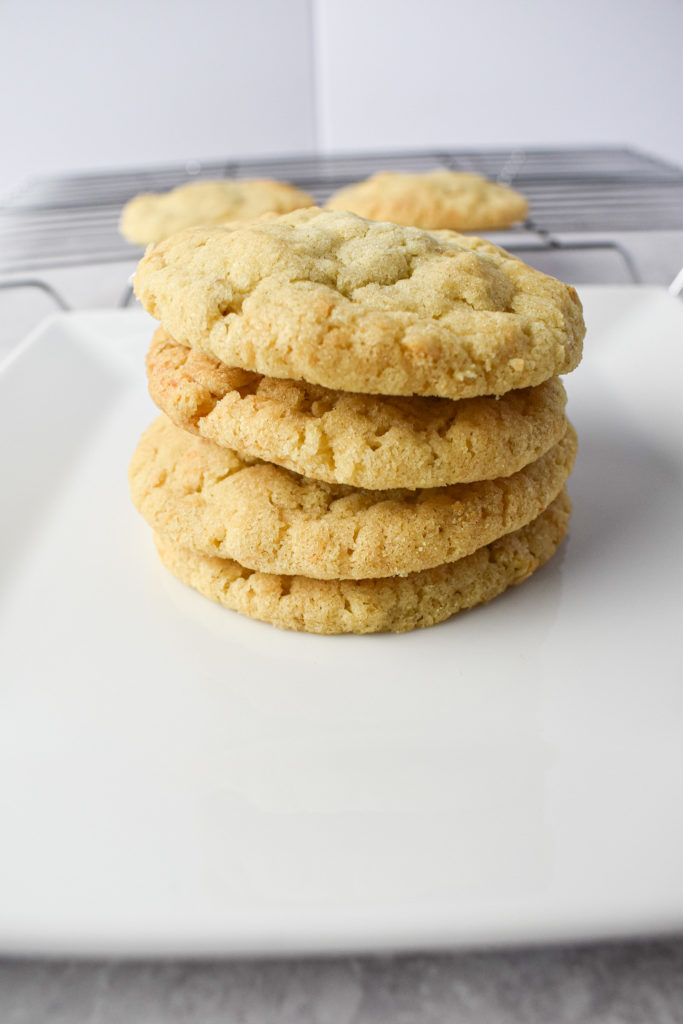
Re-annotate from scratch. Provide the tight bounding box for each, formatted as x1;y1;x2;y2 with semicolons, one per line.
0;287;682;957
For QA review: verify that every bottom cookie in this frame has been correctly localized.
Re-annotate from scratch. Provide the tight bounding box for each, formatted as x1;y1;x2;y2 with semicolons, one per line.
153;490;571;635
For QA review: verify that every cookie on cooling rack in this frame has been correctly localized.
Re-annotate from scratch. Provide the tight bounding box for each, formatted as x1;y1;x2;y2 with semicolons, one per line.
119;178;315;245
325;170;529;231
146;328;569;490
133;209;584;400
128;415;577;580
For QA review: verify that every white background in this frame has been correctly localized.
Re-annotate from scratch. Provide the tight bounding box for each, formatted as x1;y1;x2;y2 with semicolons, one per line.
0;0;682;193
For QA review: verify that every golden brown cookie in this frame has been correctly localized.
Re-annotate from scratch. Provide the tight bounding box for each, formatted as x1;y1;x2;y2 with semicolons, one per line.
128;414;577;580
147;328;569;489
153;490;571;634
326;170;529;231
133;209;584;399
119;178;315;245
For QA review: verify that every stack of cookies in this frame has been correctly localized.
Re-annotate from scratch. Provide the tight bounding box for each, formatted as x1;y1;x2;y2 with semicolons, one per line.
129;208;584;634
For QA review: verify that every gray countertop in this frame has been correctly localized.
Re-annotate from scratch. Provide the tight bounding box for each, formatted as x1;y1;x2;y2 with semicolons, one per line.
2;940;683;1023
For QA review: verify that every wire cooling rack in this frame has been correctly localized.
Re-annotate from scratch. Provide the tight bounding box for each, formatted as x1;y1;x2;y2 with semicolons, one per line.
1;146;682;286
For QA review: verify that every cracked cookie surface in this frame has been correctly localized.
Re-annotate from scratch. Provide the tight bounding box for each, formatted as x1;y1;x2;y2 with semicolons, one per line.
120;178;315;245
129;414;576;580
134;208;584;399
326;170;529;231
147;328;569;489
154;490;571;634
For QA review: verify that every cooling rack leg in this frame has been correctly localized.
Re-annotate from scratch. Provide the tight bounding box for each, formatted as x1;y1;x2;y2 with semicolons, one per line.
119;281;136;307
509;222;642;284
0;279;70;310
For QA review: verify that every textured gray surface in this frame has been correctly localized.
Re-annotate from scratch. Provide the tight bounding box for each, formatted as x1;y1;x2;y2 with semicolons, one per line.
1;941;683;1024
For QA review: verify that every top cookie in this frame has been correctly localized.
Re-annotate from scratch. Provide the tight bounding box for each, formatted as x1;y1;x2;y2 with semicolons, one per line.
325;171;529;231
134;208;585;400
119;178;315;245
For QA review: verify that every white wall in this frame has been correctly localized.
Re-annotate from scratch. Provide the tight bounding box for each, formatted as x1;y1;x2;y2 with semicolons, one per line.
312;0;683;166
0;0;317;193
1;0;682;195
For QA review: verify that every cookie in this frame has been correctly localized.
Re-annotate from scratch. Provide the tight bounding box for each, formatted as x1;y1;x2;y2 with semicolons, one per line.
147;328;569;489
133;208;585;399
153;490;571;634
326;170;529;231
119;178;315;245
129;414;577;580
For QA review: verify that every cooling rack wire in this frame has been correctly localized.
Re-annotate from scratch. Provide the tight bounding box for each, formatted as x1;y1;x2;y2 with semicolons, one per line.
2;145;683;311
